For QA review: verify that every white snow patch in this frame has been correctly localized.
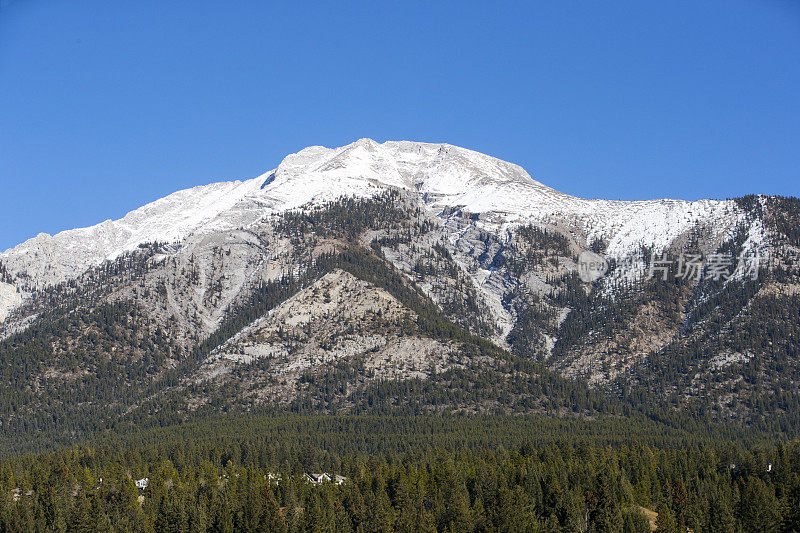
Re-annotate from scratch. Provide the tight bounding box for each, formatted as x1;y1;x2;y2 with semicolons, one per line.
1;138;745;314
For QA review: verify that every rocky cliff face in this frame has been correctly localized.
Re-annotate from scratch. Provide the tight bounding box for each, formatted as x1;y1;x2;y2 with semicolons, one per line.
0;140;797;437
0;139;755;317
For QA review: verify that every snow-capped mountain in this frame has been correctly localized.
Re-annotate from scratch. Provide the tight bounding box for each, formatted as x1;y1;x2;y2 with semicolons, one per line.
2;138;798;432
0;138;752;322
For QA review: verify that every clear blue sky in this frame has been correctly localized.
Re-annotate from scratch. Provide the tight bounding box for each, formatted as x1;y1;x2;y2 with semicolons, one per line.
1;1;798;251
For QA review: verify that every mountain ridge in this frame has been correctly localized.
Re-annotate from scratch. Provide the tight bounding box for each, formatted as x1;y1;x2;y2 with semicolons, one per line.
0;180;798;446
0;138;755;321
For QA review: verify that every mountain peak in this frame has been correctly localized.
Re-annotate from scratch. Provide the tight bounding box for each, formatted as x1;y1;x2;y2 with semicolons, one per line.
0;139;748;321
268;138;555;203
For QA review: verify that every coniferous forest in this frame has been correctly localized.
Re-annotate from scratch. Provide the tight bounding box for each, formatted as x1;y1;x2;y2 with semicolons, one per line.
1;414;799;532
2;194;800;531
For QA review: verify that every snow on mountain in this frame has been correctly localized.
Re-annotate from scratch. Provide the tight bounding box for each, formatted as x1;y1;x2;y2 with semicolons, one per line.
0;138;744;321
263;139;742;260
260;139;742;256
0;176;268;292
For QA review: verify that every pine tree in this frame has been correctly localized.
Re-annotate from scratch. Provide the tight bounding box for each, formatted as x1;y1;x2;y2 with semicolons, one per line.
654;503;676;533
593;472;623;533
621;507;651;533
68;493;95;533
738;477;781;533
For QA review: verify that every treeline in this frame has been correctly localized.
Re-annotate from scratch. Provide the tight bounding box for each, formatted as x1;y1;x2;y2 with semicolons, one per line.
180;243;619;418
0;232;623;453
4;193;800;455
276;191;415;242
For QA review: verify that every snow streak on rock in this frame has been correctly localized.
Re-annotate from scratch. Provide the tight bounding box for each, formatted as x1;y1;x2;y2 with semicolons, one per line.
0;138;743;320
